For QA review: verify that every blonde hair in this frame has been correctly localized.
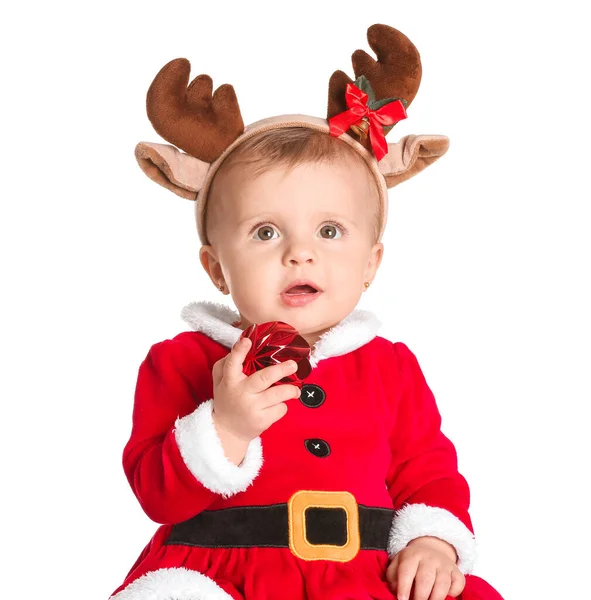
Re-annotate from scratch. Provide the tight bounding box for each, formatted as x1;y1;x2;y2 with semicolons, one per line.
205;127;381;243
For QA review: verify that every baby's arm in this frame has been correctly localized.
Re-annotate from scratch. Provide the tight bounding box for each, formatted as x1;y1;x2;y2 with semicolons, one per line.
385;342;477;575
122;338;262;525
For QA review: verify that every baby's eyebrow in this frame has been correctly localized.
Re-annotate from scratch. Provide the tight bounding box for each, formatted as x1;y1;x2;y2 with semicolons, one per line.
315;211;353;221
236;214;275;227
313;213;358;228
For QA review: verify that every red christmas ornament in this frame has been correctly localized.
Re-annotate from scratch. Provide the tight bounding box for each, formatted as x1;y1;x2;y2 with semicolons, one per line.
240;321;311;386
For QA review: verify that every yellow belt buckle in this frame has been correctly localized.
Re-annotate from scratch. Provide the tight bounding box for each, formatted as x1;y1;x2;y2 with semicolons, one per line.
287;490;360;562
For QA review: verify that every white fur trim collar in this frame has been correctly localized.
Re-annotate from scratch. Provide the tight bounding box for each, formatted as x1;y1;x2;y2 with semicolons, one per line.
180;300;381;368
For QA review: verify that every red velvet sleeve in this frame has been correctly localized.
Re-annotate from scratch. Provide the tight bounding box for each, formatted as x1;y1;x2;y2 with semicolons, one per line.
385;342;477;572
122;340;218;523
122;338;262;525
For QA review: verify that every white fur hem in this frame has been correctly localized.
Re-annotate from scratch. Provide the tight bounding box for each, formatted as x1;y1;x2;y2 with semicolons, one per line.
174;399;263;497
388;503;478;574
110;567;233;600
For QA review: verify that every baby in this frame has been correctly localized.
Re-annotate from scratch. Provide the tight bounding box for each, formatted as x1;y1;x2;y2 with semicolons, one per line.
110;24;504;600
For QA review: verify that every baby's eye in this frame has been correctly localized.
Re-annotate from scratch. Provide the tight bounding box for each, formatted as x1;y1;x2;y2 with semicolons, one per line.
319;224;343;240
253;224;278;241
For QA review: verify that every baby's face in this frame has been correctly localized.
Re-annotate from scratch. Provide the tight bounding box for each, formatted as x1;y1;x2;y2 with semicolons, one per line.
200;156;383;347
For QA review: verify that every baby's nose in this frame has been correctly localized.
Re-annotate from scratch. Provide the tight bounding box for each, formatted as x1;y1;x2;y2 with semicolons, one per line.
289;252;314;265
285;243;316;265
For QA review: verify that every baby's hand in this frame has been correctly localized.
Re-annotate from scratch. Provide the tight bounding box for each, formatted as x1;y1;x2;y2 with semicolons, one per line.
386;536;465;600
211;337;301;445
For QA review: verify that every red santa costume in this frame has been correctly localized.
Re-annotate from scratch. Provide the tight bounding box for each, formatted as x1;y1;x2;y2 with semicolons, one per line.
116;23;506;600
109;301;504;600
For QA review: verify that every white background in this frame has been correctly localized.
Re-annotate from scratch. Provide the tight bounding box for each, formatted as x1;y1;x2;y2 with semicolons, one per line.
1;1;589;598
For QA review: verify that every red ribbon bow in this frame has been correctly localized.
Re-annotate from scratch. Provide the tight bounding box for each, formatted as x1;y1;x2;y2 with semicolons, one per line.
328;82;407;161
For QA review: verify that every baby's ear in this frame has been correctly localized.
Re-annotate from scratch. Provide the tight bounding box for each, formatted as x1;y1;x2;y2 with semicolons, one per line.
134;141;211;200
378;135;450;188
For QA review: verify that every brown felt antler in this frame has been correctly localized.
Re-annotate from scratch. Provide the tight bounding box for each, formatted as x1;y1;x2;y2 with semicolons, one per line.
328;24;448;188
327;24;422;123
145;58;245;164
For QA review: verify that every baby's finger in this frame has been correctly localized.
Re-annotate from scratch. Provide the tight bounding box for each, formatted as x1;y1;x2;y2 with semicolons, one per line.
429;570;452;600
211;355;224;383
411;563;436;600
448;569;465;597
258;384;301;409
260;400;289;426
243;359;298;393
386;555;399;589
393;557;418;600
222;338;251;383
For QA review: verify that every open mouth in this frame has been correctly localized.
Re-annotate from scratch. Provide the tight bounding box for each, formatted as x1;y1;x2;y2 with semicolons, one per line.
284;284;318;296
281;282;322;307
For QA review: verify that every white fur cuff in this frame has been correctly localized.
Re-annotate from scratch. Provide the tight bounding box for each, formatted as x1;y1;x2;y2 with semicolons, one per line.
388;503;478;574
174;399;263;497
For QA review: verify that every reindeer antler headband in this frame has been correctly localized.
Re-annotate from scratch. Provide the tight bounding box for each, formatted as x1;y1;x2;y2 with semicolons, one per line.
135;24;450;245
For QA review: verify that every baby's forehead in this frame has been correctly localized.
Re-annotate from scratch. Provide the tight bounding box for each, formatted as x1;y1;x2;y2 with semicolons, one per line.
222;154;372;194
230;159;372;209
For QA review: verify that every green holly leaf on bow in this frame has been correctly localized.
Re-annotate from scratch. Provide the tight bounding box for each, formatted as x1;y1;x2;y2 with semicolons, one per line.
353;75;376;104
369;96;408;111
354;74;408;113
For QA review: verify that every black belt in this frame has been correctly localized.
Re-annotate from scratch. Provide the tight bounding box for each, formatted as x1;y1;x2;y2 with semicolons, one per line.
165;496;395;560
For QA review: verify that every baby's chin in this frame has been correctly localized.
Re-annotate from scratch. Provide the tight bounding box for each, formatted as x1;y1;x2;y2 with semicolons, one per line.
233;312;340;340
